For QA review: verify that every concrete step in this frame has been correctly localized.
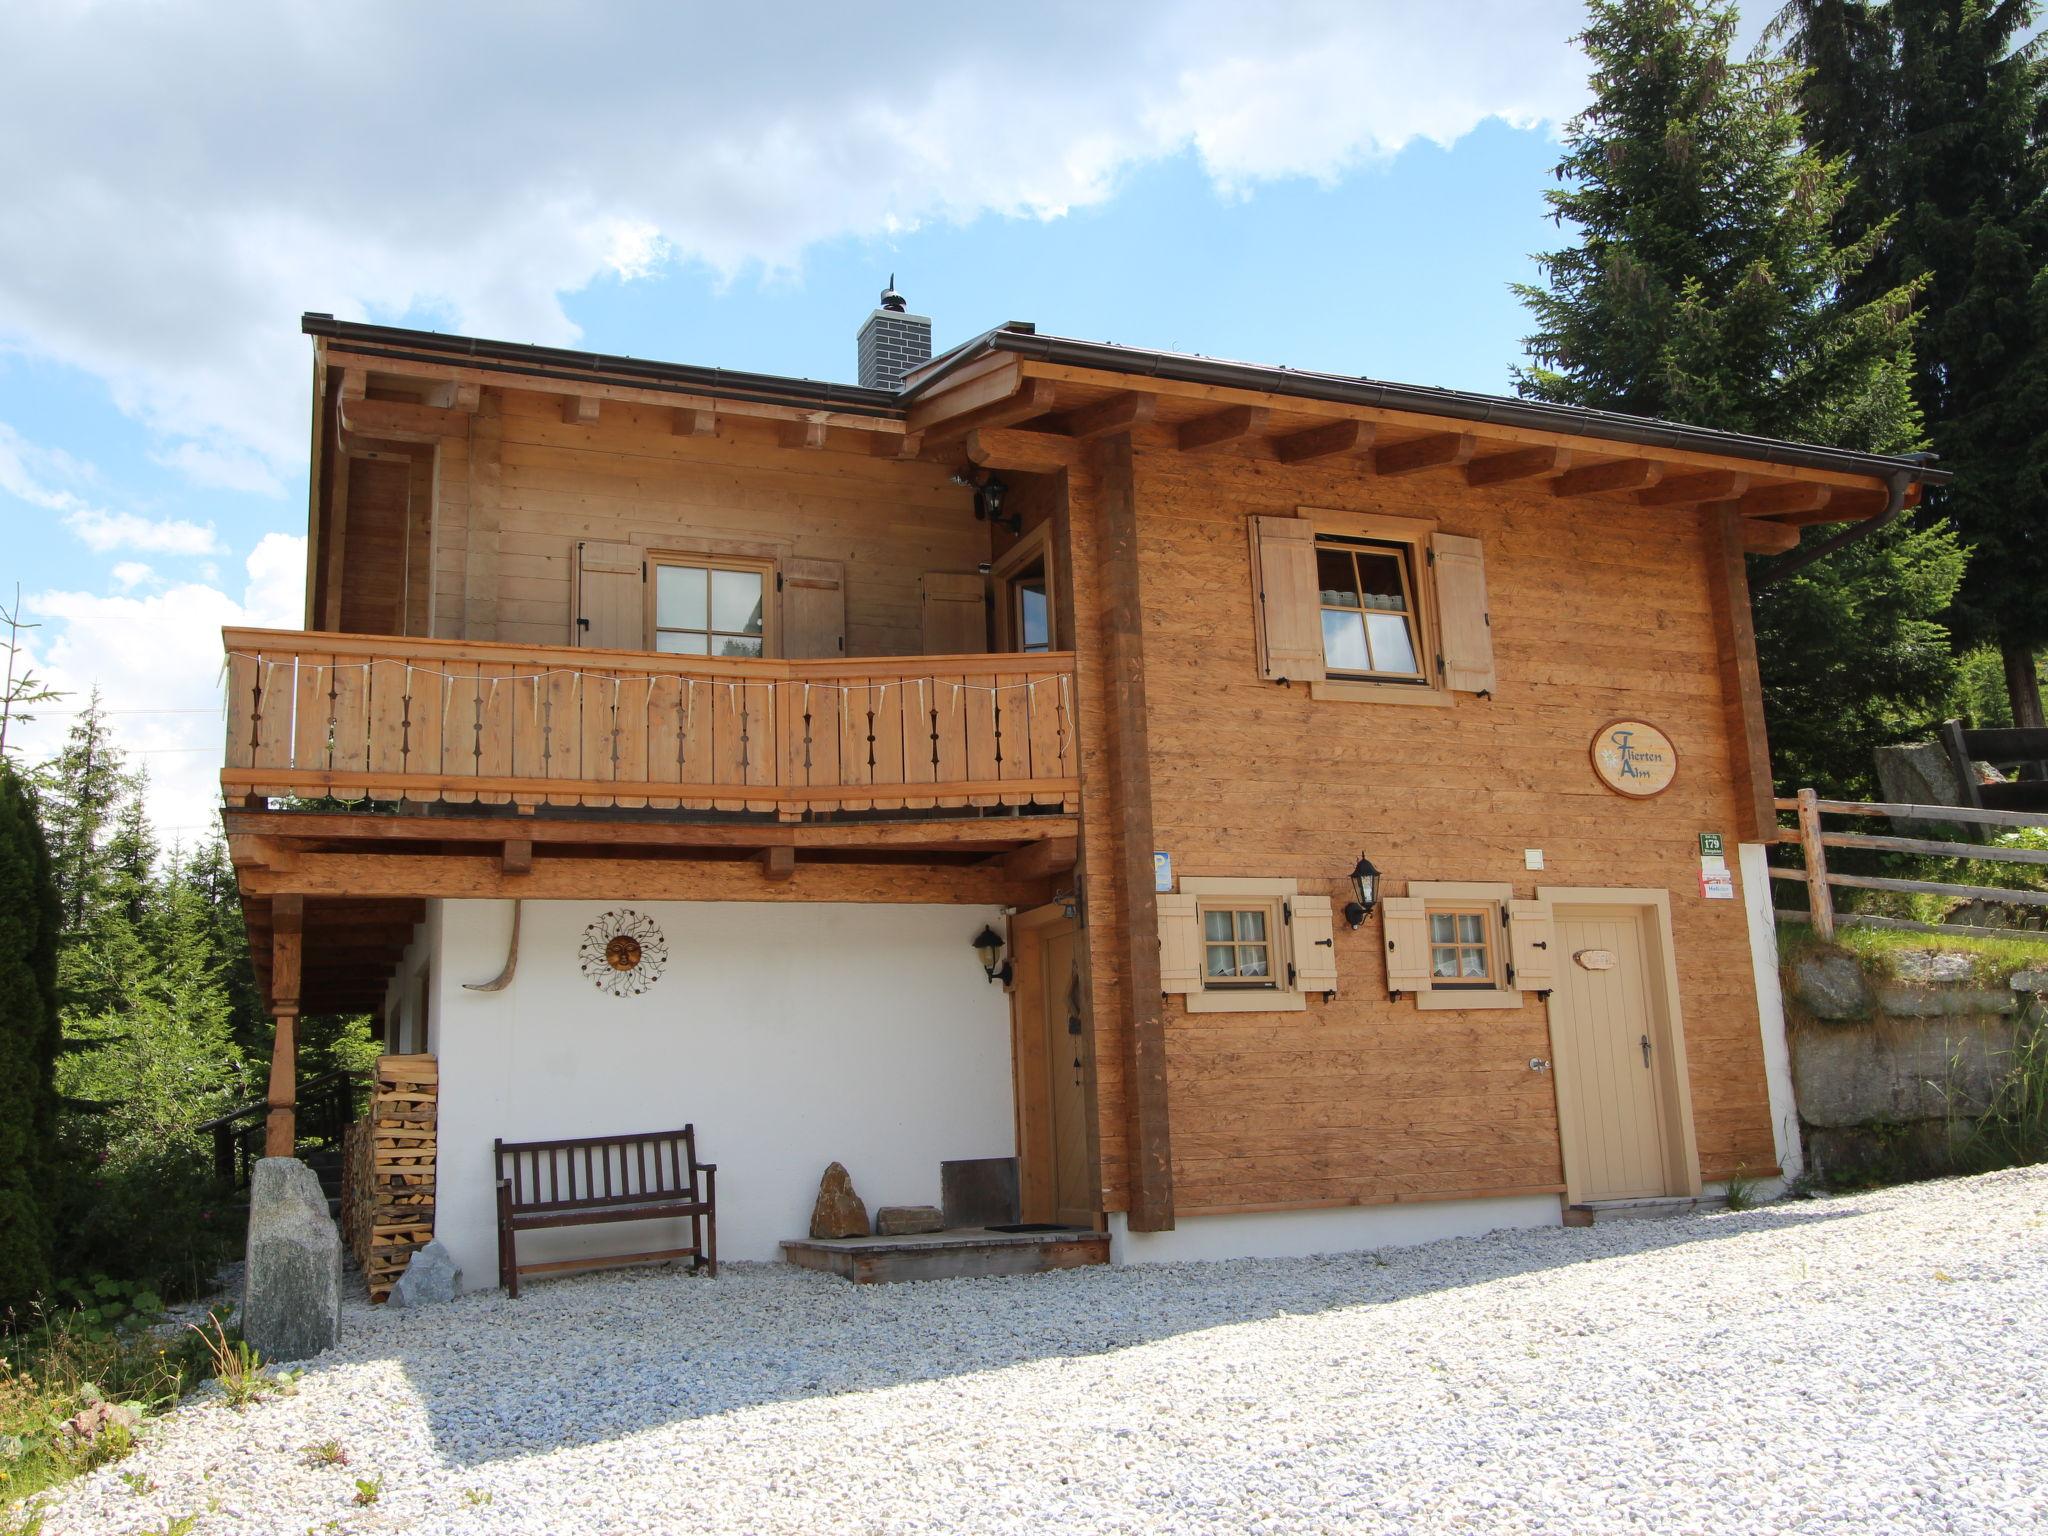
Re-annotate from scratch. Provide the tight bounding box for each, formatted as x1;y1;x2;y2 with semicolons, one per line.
1565;1195;1728;1226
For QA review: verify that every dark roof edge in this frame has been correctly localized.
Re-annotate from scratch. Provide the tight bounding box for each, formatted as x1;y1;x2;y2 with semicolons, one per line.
931;330;1951;487
302;313;907;419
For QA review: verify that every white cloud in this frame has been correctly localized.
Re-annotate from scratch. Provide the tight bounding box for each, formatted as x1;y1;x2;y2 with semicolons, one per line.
109;561;154;591
62;507;222;557
15;534;307;842
0;1;1588;486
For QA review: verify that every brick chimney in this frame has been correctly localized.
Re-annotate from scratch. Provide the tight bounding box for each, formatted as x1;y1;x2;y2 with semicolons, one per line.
856;277;931;391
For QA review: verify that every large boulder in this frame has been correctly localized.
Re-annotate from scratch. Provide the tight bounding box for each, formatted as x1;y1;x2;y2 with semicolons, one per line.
389;1239;461;1308
241;1157;341;1362
1871;742;1978;838
809;1162;869;1239
1789;953;1872;1021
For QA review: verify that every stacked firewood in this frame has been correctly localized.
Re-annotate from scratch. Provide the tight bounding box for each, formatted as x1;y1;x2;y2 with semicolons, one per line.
339;1053;439;1302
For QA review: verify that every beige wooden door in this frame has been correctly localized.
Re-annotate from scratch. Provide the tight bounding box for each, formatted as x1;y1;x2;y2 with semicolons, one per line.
1550;906;1671;1202
1042;925;1092;1227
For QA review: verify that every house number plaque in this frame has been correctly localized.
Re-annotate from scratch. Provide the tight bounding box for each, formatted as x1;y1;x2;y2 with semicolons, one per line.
1590;719;1679;798
1575;949;1618;972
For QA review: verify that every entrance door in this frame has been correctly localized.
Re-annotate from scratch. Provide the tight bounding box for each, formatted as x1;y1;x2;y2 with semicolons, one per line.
1041;923;1092;1227
1548;905;1674;1202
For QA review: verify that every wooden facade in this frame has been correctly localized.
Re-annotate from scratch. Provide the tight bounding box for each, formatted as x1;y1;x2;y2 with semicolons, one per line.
227;312;1945;1243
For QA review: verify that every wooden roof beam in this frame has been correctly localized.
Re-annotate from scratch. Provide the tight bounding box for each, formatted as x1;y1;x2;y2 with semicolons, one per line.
1465;445;1571;487
1373;431;1477;478
337;397;470;445
1272;419;1374;464
1177;405;1270;453
869;430;925;459
562;395;600;426
1554;459;1664;498
1048;392;1155;441
1740;481;1834;518
1638;470;1750;507
1739;518;1804;554
779;416;829;450
965;427;1078;474
672;406;716;437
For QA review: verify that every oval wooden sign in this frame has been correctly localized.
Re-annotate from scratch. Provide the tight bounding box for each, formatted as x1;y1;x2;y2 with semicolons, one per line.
1575;948;1618;972
1590;719;1679;798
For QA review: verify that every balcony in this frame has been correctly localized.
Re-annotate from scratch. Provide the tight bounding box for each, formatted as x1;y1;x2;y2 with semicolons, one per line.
221;628;1079;818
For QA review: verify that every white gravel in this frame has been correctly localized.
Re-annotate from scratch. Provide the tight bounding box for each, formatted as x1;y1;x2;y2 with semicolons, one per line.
32;1166;2048;1536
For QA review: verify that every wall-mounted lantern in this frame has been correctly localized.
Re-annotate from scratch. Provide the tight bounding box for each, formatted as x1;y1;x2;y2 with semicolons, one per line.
972;924;1013;986
952;466;1021;534
1343;854;1382;929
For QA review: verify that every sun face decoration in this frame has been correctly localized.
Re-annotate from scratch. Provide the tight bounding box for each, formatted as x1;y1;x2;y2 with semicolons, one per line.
578;908;668;997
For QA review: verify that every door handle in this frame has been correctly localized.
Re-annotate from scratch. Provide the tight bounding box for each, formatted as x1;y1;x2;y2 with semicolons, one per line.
1641;1034;1652;1068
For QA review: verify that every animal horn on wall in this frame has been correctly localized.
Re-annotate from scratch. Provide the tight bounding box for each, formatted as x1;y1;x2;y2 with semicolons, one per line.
464;899;522;993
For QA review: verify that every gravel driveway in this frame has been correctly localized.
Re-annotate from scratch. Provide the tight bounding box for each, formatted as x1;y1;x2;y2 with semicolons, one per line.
33;1166;2048;1535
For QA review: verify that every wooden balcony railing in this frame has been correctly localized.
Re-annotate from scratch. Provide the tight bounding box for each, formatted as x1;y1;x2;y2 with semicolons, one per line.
221;628;1079;818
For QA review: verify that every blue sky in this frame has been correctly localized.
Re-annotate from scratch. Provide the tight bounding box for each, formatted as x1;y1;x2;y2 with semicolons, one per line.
0;1;1600;836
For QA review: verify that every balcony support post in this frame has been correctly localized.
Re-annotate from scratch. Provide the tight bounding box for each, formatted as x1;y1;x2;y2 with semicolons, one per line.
264;895;304;1159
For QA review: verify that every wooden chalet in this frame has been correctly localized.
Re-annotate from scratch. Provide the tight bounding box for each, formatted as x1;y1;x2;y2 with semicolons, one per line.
224;287;1946;1286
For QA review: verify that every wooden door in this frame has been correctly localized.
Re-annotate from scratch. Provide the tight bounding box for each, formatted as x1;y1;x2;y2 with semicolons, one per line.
1041;924;1092;1227
1548;906;1672;1202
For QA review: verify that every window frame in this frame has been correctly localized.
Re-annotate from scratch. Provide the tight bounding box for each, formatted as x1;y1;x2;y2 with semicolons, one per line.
1298;508;1452;706
1196;898;1284;991
645;551;779;659
1407;881;1519;1011
1313;534;1429;685
1425;903;1501;990
1177;876;1309;1014
991;522;1059;656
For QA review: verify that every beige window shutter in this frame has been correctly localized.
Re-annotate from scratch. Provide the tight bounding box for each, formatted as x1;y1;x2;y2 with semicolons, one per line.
919;572;988;655
1157;893;1201;995
1432;532;1495;694
1291;894;1339;994
781;557;846;658
1250;515;1327;684
574;540;642;650
1506;899;1556;991
1381;895;1431;994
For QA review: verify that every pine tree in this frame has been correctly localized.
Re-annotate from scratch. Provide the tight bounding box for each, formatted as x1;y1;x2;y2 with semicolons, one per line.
1779;0;2048;728
38;690;149;1019
1517;0;1964;792
0;759;61;1313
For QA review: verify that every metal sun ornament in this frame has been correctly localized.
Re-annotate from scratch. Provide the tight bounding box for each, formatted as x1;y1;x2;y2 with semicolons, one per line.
578;908;669;997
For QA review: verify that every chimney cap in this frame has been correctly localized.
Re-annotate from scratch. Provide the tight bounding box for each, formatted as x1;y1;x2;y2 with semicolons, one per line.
879;274;907;313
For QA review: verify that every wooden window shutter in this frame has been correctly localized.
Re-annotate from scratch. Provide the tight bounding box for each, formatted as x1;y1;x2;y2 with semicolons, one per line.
1381;895;1431;995
920;572;988;655
1291;894;1339;994
1157;893;1201;995
1505;899;1556;991
1250;516;1326;684
575;540;642;650
781;557;845;658
1432;532;1495;694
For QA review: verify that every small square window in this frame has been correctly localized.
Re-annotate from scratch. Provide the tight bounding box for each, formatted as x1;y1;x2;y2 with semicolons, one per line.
1426;906;1498;990
1200;904;1276;988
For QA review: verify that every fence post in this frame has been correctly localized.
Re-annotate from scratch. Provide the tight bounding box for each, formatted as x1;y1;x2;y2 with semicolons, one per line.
1796;786;1834;941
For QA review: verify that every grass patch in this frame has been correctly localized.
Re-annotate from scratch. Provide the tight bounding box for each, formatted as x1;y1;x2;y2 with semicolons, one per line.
0;1301;224;1510
1776;920;2048;986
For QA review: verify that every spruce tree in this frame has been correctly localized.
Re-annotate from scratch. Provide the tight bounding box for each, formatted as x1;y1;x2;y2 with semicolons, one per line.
1780;0;2048;729
1518;0;1964;792
0;759;60;1313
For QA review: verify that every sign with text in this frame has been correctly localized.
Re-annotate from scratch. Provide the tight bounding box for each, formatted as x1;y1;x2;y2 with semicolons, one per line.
1153;851;1173;893
1590;719;1680;799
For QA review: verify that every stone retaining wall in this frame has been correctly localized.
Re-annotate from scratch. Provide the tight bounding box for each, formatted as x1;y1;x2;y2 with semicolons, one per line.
1785;951;2044;1180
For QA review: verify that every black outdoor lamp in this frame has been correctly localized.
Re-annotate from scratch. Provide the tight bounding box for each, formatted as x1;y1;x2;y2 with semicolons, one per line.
1344;854;1382;929
972;924;1013;986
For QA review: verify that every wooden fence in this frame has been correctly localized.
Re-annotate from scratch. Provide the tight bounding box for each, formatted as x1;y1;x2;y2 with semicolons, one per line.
1771;788;2048;942
221;627;1079;819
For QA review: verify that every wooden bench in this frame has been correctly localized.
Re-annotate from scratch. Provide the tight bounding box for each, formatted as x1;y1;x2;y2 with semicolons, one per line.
1939;719;2048;816
494;1126;717;1297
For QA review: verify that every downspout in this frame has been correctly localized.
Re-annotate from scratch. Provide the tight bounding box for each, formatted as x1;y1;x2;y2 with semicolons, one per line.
1749;457;1933;587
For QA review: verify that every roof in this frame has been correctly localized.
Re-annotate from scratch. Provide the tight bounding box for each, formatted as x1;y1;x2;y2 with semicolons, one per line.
303;312;1949;488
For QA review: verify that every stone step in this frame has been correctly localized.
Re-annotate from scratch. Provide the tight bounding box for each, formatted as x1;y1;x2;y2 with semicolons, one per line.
1565;1195;1728;1226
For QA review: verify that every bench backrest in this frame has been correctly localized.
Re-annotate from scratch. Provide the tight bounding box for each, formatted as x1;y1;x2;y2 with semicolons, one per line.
495;1126;701;1214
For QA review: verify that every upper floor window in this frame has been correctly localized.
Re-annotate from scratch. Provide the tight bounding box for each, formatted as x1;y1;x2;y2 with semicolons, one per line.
652;557;769;657
1250;508;1495;705
1200;903;1276;988
1316;537;1423;683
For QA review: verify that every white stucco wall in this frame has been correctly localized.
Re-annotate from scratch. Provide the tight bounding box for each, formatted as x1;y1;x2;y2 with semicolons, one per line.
1108;1195;1560;1265
424;898;1014;1286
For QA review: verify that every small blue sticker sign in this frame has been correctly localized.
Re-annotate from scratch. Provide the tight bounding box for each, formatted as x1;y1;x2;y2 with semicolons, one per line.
1153;852;1173;893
